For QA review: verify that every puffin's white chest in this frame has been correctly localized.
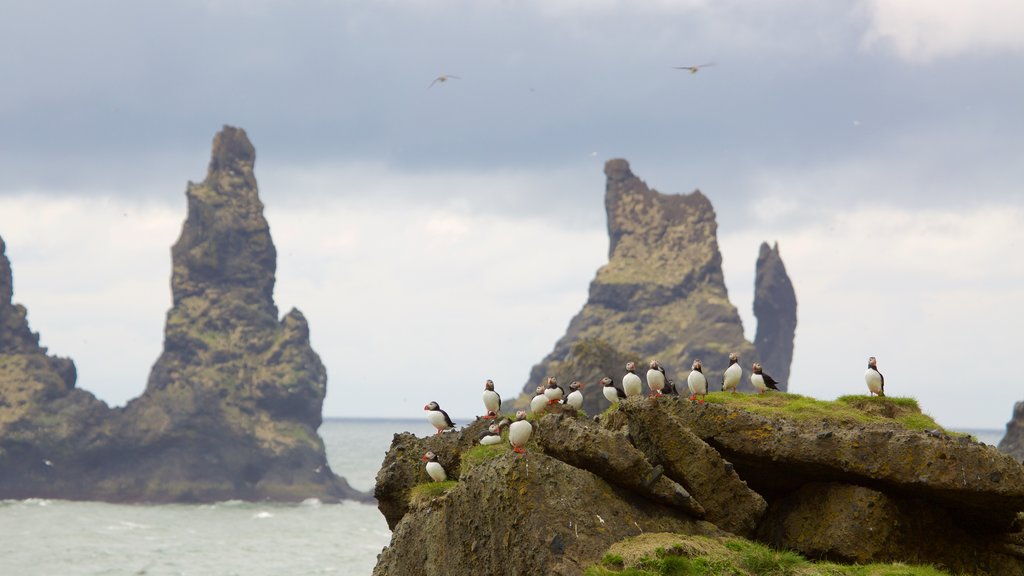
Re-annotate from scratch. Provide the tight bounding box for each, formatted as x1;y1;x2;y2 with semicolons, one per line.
623;373;642;397
426;410;450;431
509;420;533;448
425;461;447;482
723;364;741;392
687;370;707;395
647;369;665;392
530;394;548;414
482;390;501;412
480;433;502;446
865;369;883;393
544;387;563;403
751;373;767;392
603;386;620;404
566;390;584;409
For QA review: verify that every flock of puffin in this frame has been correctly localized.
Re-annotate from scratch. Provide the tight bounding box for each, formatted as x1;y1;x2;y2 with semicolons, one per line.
419;355;886;482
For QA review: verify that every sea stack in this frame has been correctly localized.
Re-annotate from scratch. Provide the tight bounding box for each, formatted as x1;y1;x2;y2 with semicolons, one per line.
753;242;797;390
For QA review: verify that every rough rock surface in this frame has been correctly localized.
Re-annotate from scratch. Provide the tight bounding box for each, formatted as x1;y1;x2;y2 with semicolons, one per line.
753;241;797;389
0;126;364;503
1000;401;1024;462
373;397;1024;575
522;160;794;414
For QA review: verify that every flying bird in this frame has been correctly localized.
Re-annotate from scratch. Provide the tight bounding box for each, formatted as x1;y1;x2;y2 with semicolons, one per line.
421;451;447;482
428;74;461;89
751;362;781;393
509;411;533;454
865;356;885;397
623;361;643;398
482;379;501;418
687;359;708;403
722;352;741;393
424;401;456;435
673;62;715;74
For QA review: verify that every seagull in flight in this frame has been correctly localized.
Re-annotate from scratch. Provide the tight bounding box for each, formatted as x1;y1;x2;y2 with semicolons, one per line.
428;74;461;89
673;63;715;74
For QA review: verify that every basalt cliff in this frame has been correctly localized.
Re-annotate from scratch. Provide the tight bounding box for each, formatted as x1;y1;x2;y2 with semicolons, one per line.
522;160;797;414
1001;402;1024;462
0;126;365;503
373;397;1024;575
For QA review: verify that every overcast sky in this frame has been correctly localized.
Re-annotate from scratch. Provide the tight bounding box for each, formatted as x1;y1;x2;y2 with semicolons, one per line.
1;1;1022;430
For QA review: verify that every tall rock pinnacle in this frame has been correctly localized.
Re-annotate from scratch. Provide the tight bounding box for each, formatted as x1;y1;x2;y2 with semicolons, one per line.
522;160;760;413
753;242;797;390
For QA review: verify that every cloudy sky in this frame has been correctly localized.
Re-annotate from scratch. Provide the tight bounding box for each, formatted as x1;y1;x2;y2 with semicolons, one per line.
1;1;1022;430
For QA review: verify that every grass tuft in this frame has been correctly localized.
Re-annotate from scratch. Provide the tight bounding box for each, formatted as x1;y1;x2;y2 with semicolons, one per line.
462;443;509;467
408;480;457;505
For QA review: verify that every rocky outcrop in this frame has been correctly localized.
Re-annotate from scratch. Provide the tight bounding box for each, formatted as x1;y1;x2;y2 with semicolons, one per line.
373;396;1024;575
1000;401;1024;462
753;241;797;390
522;160;795;413
0;126;365;503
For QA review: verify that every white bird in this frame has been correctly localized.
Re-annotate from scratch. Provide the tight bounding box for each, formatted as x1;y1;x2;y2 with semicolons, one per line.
673;62;715;74
482;379;501;418
623;361;643;398
751;362;781;393
420;451;447;482
424;401;455;435
601;376;625;404
544;377;565;405
865;356;885;397
646;360;667;397
722;352;741;393
565;380;584;409
479;423;503;446
428;74;461;89
687;359;708;403
509;411;533;454
530;385;548;415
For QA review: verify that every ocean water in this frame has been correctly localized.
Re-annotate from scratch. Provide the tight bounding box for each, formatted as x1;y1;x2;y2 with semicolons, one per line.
0;420;1007;575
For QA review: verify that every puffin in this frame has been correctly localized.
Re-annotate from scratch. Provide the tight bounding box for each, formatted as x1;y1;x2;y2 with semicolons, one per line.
420;451;447;482
751;362;781;393
564;380;584;409
687;359;708;403
544;376;566;405
622;361;643;398
722;352;741;393
601;376;626;404
424;401;455;435
509;410;533;454
646;360;667;397
479;423;503;445
482;379;501;418
530;385;549;415
663;379;679;396
865;356;885;397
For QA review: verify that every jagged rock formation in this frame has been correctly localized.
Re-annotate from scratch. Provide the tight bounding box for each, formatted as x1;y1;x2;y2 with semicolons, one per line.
522;160;795;414
373;397;1024;575
0;126;365;503
753;241;797;390
1000;402;1024;462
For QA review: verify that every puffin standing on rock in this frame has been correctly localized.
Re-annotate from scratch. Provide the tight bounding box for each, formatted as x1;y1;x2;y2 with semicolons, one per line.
530;385;548;415
751;362;781;393
601;376;626;404
421;451;447;482
424;401;456;435
482;379;501;419
687;359;708;403
646;360;667;397
623;361;643;398
865;356;885;397
509;411;533;454
544;376;566;405
722;352;741;393
564;381;584;409
479;423;503;446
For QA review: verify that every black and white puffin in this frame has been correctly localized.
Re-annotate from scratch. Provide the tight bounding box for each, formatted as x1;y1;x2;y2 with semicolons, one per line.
687;359;708;403
865;356;885;397
751;362;780;393
564;380;584;409
420;451;447;482
544;376;566;405
479;423;503;446
722;352;741;393
623;361;643;398
424;401;456;435
646;360;667;397
482;379;501;418
663;379;679;396
601;376;626;404
530;385;549;415
509;410;533;454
